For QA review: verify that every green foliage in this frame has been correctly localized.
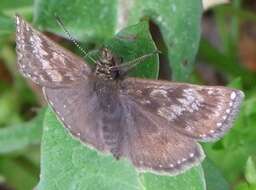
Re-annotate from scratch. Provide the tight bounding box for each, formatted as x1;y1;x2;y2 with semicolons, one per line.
0;0;255;190
0;109;44;154
105;21;159;79
198;2;256;189
203;86;256;183
0;157;38;190
245;156;256;185
34;0;202;81
126;0;202;81
202;159;229;190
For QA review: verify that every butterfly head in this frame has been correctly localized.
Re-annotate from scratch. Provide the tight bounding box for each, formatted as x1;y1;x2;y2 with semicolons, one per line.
100;48;114;62
95;48;122;81
94;48;159;81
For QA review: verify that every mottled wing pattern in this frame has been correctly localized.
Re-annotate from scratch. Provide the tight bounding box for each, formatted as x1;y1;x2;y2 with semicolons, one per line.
15;15;244;176
16;15;91;88
42;81;108;153
121;101;205;174
121;78;244;142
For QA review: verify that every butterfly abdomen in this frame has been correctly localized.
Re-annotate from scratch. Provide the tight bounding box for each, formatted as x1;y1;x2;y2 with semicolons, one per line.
101;111;124;158
94;80;124;158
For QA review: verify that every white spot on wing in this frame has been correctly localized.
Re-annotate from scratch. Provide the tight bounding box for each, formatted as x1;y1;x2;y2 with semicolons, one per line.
217;122;222;127
16;16;20;25
157;88;205;121
182;158;187;162
208;90;214;95
230;92;236;100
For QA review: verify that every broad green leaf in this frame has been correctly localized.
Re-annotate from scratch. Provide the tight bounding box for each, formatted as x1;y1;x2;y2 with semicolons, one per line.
0;0;33;12
34;0;202;81
126;0;202;81
34;0;117;42
105;21;159;79
141;166;205;190
0;109;44;154
0;0;33;18
0;13;15;41
202;159;229;190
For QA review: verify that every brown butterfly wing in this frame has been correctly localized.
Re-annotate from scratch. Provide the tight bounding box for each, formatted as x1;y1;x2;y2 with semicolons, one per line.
121;78;244;142
16;15;244;175
120;100;205;175
42;81;109;153
16;15;91;88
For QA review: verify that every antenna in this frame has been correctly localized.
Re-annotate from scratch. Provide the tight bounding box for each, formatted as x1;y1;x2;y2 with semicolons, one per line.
110;50;161;72
54;15;96;64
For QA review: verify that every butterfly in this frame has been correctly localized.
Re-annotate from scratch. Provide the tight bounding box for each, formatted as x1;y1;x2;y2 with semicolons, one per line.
16;15;244;175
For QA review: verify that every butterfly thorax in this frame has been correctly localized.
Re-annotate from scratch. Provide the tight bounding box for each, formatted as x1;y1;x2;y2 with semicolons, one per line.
95;48;121;81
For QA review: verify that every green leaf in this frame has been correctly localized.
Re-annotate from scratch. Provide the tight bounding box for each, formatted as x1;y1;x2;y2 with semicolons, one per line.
0;0;33;19
34;0;117;42
141;166;205;190
235;182;250;190
0;0;33;12
0;109;44;154
227;77;243;89
202;159;229;190
126;0;202;81
34;0;202;81
0;13;15;40
38;109;205;190
245;156;256;185
203;89;256;182
0;157;38;190
0;90;21;126
105;21;159;79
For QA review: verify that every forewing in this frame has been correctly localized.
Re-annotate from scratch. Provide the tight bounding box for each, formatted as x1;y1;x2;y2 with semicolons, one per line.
42;81;108;152
16;15;92;88
121;78;244;142
120;101;204;175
